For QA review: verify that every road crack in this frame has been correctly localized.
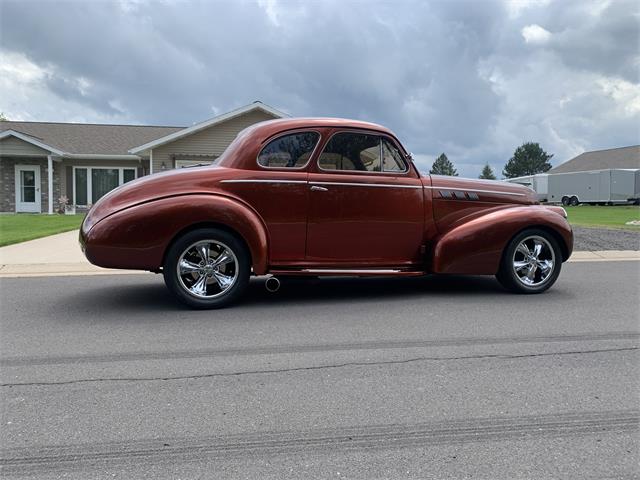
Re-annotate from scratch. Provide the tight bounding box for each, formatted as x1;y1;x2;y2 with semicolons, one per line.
2;346;637;388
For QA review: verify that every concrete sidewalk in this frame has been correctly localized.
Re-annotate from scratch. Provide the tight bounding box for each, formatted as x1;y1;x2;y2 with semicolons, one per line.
0;230;639;278
0;230;144;277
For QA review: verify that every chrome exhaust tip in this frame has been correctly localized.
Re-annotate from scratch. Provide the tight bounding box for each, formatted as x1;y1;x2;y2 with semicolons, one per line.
265;276;281;293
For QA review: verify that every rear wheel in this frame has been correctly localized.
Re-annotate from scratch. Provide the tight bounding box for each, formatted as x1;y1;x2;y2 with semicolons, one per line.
163;228;250;309
569;196;579;206
561;196;570;206
496;229;562;294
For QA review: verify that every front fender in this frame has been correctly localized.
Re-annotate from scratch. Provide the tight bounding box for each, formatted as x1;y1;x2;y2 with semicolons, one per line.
82;194;269;274
430;206;573;275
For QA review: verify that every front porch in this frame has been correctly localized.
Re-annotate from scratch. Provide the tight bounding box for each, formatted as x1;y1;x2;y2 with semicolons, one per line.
1;156;149;214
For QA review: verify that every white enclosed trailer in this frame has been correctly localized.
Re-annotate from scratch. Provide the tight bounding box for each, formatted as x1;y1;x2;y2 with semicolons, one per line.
547;169;640;205
506;174;548;202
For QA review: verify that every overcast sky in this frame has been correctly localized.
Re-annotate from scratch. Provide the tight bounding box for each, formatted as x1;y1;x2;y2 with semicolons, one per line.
1;0;638;176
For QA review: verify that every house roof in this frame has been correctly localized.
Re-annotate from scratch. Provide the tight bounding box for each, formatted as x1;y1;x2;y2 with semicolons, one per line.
0;120;182;156
549;145;640;174
0;101;287;158
128;101;288;154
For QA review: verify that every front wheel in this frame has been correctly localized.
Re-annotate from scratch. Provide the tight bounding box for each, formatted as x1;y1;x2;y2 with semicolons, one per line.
163;228;250;309
496;229;562;294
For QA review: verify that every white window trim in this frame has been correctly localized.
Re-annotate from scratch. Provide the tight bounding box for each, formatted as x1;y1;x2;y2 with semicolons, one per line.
72;166;137;207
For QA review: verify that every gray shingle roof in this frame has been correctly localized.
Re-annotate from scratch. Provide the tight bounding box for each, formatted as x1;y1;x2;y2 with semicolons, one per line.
0;121;183;155
549;145;640;173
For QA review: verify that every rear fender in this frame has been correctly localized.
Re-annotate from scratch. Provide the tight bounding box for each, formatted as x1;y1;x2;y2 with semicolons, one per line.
430;206;573;275
83;194;269;274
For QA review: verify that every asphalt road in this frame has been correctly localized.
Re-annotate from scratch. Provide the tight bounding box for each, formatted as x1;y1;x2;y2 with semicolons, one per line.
1;261;639;479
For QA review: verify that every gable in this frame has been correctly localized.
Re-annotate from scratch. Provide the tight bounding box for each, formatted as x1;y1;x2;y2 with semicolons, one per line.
154;109;276;157
0;135;51;156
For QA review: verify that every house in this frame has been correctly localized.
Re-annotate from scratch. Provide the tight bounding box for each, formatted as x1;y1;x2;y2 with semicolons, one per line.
0;101;287;213
547;145;640;174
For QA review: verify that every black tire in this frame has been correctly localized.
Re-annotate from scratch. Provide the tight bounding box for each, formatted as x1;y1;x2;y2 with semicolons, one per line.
163;228;250;309
561;196;570;206
496;228;563;294
569;196;579;206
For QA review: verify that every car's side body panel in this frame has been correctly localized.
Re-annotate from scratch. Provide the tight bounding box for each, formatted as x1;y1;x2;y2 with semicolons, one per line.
81;193;270;274
430;205;573;274
80;117;573;280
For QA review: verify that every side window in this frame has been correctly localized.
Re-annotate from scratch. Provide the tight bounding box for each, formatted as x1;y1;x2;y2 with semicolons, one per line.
318;132;381;172
382;139;407;172
258;131;320;168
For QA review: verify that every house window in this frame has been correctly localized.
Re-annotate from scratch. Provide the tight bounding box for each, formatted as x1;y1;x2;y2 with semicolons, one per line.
73;167;137;206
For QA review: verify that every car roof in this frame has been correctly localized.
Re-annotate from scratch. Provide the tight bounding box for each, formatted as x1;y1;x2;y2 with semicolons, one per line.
244;117;398;139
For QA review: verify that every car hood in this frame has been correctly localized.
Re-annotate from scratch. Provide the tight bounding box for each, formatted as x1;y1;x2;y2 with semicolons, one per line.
427;175;537;205
83;165;234;231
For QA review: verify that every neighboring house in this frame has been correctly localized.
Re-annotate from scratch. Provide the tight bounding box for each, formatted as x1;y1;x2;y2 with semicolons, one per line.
0;101;287;213
547;145;640;174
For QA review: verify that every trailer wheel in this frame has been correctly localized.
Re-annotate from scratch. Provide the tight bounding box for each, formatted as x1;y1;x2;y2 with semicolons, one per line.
561;196;570;206
569;196;579;206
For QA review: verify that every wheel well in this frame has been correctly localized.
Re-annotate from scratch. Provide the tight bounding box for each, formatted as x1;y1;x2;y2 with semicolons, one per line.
507;225;570;262
162;222;253;268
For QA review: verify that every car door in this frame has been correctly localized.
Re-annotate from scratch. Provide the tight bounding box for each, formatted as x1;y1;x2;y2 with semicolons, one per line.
225;130;320;263
306;130;424;266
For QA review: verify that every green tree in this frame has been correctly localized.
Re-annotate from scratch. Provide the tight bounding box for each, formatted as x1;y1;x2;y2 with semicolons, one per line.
479;163;497;180
429;153;458;176
502;142;553;178
0;112;7;121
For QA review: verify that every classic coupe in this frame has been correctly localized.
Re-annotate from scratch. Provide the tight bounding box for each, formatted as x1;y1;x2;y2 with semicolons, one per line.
80;118;573;308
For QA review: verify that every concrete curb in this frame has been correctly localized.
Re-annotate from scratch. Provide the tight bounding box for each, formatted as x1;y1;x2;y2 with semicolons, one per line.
0;251;638;278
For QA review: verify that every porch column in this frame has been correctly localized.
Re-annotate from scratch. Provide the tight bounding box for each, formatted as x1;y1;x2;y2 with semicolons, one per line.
47;155;54;214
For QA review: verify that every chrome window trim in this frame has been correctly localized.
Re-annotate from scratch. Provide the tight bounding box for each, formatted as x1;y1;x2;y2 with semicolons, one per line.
424;186;526;197
317;131;409;175
221;179;308;185
256;129;322;171
310;181;421;189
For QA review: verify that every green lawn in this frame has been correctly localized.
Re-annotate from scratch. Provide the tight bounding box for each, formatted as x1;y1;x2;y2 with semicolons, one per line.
564;205;640;230
0;214;85;247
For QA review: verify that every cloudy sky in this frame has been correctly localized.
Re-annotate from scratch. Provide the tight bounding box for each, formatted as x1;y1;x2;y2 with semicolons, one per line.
1;0;638;176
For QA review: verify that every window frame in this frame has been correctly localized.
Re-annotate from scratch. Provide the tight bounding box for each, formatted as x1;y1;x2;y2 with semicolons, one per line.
72;166;137;207
256;129;322;171
316;130;409;175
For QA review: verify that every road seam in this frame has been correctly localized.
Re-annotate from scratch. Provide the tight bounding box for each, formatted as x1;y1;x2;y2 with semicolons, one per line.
2;346;636;388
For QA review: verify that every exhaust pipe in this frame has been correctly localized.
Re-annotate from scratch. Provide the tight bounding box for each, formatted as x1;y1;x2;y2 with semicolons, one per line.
265;276;281;293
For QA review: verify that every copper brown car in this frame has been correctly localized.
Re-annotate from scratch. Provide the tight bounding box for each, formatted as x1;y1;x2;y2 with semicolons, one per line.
80;118;573;308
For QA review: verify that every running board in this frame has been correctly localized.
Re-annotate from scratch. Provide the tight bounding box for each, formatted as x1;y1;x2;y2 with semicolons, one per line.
269;268;426;277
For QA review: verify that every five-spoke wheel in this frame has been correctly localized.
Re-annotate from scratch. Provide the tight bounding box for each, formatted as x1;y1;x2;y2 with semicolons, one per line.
164;228;250;308
497;229;562;294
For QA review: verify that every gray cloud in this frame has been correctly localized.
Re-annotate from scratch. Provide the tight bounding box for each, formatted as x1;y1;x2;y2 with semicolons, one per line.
0;0;637;176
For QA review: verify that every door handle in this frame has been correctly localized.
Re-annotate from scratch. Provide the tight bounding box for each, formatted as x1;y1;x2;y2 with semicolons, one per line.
310;185;328;192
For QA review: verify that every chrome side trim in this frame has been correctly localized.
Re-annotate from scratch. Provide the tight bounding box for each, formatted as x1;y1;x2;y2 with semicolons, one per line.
424;186;526;197
221;179;308;184
310;181;422;189
302;268;403;274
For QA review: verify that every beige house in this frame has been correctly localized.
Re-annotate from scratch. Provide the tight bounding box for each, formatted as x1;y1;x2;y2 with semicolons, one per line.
0;101;286;213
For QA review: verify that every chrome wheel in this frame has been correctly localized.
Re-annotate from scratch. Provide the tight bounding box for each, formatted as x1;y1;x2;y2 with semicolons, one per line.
512;235;555;287
176;240;238;299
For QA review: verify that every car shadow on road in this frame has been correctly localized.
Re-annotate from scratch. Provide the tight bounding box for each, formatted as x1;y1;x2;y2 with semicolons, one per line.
243;274;505;306
52;273;507;316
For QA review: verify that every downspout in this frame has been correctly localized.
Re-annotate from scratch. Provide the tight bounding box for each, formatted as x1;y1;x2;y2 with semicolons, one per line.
150;149;154;175
47;155;54;214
